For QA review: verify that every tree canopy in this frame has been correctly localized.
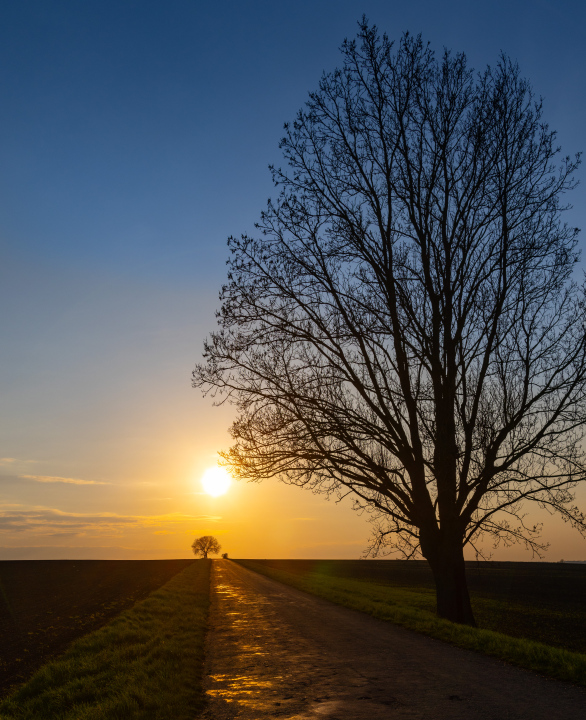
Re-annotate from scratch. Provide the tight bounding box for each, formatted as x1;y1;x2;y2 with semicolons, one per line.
194;21;585;624
191;535;221;559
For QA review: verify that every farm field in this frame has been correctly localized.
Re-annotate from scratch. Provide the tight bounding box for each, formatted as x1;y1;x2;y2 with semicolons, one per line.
0;560;210;719
241;560;586;655
0;559;194;698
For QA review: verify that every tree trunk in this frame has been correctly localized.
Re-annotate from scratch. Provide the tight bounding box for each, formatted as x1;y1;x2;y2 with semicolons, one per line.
426;542;476;626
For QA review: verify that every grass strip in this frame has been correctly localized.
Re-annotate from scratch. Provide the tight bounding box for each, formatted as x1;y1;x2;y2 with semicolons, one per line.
0;560;210;720
237;559;586;687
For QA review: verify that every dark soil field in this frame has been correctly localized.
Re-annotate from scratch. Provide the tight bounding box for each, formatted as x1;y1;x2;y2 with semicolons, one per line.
0;559;194;698
250;559;586;653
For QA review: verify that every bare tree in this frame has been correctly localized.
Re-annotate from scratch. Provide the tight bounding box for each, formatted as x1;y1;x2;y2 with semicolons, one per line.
191;535;221;559
194;21;586;625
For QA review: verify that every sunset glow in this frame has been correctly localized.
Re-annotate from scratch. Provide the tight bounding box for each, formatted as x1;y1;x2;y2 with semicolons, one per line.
0;3;584;565
201;467;232;497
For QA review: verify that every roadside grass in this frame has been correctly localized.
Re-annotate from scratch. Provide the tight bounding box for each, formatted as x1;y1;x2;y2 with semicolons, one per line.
0;560;210;720
237;559;586;687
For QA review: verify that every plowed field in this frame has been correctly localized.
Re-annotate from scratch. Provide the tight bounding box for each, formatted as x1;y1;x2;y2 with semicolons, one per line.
0;559;194;697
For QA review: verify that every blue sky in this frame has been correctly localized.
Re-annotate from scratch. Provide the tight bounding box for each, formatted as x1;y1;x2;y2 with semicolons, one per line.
1;0;585;559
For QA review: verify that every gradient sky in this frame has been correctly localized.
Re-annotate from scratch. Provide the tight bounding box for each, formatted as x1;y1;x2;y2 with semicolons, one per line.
1;0;585;560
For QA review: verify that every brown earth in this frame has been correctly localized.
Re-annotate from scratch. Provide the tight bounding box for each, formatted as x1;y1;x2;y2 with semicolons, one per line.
0;558;193;698
203;560;586;720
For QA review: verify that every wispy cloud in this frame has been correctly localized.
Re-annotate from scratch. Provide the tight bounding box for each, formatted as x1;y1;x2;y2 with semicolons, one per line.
1;458;39;466
0;506;222;537
19;474;108;486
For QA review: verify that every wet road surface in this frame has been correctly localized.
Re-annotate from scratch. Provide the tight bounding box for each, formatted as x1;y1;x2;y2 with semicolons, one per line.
202;560;586;719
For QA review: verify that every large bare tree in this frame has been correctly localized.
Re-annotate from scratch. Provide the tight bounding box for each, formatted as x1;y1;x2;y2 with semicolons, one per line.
194;22;586;625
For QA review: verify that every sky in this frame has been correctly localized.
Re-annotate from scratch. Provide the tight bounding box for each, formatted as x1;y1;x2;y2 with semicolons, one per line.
1;0;585;561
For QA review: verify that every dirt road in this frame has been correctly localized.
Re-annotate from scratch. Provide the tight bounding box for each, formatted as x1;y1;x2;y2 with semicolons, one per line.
203;560;585;719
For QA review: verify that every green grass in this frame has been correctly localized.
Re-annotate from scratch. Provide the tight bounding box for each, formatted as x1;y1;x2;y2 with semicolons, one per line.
237;559;586;687
0;560;210;720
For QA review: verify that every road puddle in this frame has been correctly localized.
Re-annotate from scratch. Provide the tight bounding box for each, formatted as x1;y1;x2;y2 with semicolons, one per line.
203;562;320;717
207;673;278;700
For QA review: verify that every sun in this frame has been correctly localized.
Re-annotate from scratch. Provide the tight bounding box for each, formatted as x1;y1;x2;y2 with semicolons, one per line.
201;467;232;497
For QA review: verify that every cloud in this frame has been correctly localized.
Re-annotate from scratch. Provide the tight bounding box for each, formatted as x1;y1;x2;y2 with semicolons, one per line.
0;458;38;466
0;546;188;560
0;508;134;534
19;474;108;486
0;506;222;537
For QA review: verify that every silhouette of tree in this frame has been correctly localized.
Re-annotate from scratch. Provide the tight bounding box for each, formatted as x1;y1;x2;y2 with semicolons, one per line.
194;20;585;625
191;535;221;559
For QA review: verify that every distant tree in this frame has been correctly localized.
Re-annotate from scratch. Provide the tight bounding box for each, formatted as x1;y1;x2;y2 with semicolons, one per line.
222;552;229;559
191;535;221;559
194;21;585;625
